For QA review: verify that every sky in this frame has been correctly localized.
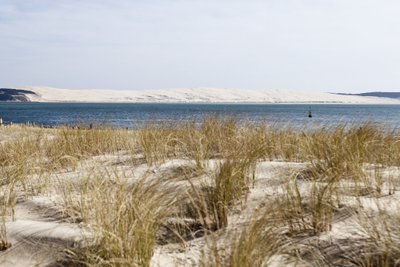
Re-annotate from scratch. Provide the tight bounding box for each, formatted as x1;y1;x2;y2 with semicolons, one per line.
1;0;400;93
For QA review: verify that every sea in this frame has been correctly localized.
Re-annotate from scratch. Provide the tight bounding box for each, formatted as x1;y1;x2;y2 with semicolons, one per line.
0;103;399;129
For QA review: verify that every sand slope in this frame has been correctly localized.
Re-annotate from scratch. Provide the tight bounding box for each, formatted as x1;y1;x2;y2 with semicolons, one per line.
20;87;400;104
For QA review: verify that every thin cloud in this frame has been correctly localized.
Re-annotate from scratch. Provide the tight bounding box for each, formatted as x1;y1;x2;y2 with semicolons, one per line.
1;0;400;92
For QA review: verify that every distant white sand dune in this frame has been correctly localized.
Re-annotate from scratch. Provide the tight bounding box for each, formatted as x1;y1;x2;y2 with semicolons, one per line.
20;86;400;104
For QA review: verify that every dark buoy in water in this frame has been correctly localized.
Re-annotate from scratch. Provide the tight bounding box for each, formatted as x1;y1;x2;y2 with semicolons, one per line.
308;107;312;118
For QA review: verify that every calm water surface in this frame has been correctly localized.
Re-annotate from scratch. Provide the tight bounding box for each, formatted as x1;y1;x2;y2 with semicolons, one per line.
0;103;399;129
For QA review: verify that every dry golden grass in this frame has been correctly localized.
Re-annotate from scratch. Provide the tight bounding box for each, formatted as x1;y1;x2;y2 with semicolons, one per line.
200;205;287;267
0;119;400;266
60;170;178;267
138;124;179;166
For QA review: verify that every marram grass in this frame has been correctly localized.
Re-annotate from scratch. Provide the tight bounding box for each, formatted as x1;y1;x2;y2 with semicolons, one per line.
0;119;400;266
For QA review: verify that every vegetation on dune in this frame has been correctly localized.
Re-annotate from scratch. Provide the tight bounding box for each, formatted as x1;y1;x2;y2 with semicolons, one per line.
0;119;400;266
62;173;177;267
200;205;287;267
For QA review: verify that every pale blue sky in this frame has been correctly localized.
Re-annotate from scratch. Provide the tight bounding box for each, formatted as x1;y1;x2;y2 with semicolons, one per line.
1;0;400;93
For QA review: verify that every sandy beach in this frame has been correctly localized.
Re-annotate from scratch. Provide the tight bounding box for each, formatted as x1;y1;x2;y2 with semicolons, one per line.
3;1;400;265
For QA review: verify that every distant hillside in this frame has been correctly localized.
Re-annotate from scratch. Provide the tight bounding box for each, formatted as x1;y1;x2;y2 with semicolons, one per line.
358;92;400;98
1;87;400;104
337;92;400;99
0;88;37;102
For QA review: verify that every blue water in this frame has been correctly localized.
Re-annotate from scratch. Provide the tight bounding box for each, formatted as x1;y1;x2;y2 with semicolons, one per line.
0;103;399;129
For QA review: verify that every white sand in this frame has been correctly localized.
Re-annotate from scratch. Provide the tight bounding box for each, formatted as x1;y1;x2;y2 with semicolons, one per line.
2;196;88;266
1;134;399;266
21;86;400;104
1;154;399;266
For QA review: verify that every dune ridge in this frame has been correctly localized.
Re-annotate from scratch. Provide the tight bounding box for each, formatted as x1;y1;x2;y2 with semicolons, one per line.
18;86;400;104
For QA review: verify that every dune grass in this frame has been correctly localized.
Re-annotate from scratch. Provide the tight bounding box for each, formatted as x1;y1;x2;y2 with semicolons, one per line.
60;170;177;267
199;205;286;267
1;119;400;266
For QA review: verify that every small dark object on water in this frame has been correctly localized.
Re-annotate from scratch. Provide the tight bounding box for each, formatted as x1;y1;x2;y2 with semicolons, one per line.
308;111;312;118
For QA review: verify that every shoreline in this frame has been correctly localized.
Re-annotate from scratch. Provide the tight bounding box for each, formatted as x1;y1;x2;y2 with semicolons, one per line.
2;101;400;105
